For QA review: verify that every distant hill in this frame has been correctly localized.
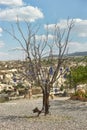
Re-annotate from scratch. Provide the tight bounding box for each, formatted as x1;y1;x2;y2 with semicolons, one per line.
68;51;87;56
44;51;87;59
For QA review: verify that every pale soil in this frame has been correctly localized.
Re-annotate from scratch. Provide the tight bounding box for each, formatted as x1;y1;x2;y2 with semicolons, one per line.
0;97;87;130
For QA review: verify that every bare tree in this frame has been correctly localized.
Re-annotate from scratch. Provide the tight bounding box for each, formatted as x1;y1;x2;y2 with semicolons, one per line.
4;19;74;116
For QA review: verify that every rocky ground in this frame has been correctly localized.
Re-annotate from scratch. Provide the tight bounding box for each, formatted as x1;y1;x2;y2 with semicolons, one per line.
0;97;87;130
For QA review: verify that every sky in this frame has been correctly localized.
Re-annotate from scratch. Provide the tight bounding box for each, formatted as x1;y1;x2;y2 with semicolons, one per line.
0;0;87;60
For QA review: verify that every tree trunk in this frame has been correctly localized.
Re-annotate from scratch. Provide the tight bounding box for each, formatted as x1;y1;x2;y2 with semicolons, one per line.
74;84;77;93
33;85;50;116
42;85;50;115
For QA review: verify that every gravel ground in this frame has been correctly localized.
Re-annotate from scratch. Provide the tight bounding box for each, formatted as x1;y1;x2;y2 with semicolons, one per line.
0;97;87;130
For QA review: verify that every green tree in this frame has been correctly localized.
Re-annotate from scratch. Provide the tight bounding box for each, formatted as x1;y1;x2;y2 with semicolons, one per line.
66;66;87;91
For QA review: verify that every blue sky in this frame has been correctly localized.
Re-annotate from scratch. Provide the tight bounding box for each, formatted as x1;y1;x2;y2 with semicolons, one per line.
0;0;87;60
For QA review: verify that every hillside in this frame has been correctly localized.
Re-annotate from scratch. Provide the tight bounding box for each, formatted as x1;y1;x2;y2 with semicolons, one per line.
68;51;87;57
44;51;87;59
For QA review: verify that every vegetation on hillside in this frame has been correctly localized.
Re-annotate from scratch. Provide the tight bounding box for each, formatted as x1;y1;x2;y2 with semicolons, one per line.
65;66;87;90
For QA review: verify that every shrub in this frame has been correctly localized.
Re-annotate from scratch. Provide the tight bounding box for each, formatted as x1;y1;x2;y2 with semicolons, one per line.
70;89;87;101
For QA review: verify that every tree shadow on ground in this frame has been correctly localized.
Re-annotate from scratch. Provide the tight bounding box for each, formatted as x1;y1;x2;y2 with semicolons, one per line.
0;115;37;122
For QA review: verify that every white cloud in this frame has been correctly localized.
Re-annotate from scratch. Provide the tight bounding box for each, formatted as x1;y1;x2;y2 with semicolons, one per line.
44;18;87;38
0;27;3;36
74;19;87;38
35;34;54;41
0;41;4;48
0;6;44;22
0;52;10;61
68;42;87;53
75;18;87;25
0;0;24;6
0;51;25;61
0;52;8;57
44;19;74;30
0;27;3;33
78;33;87;37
